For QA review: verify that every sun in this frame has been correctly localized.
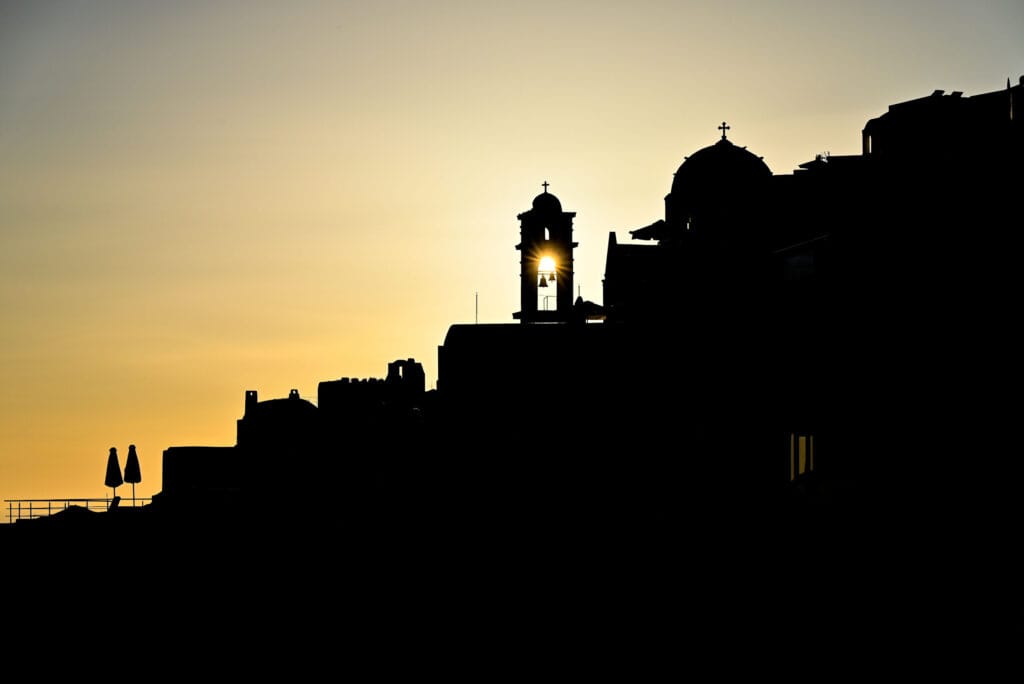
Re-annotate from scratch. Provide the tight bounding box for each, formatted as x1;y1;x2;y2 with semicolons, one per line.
538;256;556;273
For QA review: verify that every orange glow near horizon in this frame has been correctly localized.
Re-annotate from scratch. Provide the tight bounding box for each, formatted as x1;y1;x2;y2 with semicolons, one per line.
1;1;1022;504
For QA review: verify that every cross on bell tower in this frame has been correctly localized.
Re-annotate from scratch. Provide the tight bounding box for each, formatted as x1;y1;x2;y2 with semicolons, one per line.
718;121;731;140
513;182;578;323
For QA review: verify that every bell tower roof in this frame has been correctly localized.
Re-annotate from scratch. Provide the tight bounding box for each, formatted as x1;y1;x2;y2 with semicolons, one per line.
531;181;563;212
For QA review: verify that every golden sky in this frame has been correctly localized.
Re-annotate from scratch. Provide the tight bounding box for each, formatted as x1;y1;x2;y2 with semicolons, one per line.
1;0;1022;503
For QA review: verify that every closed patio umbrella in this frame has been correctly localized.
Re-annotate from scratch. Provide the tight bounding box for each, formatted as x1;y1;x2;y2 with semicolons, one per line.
124;444;142;507
105;447;123;501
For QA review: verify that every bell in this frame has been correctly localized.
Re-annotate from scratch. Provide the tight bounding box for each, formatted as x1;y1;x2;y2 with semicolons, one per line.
548;272;556;283
538;276;548;288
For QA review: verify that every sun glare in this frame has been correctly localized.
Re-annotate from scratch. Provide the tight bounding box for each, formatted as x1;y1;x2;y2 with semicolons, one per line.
539;256;556;273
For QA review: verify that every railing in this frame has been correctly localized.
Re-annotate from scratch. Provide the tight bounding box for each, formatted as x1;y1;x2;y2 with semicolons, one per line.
4;497;153;524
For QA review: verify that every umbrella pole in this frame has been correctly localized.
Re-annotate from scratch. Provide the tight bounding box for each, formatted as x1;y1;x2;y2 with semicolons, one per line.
132;482;136;507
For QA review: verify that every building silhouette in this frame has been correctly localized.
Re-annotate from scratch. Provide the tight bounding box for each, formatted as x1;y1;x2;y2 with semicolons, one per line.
164;76;1023;512
9;77;1023;539
159;360;429;513
441;77;1023;506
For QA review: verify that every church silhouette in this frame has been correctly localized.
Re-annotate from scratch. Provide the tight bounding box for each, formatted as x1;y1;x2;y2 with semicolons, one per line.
9;77;1024;540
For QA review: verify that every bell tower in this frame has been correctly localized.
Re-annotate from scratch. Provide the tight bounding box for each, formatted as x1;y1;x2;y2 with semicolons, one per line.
513;182;578;323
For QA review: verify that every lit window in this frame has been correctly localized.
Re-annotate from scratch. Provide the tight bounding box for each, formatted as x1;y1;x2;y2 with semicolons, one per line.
789;433;815;481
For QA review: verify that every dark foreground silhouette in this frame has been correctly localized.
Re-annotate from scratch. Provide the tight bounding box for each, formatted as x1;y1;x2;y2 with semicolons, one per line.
5;80;1023;626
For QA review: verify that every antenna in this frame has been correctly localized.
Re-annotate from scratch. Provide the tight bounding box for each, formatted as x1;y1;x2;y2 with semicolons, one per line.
475;292;478;324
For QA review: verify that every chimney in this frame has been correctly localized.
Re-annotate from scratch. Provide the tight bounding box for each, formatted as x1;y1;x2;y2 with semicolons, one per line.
245;390;258;415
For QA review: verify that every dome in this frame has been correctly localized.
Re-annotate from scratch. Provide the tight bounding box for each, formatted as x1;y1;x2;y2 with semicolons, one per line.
532;190;562;213
249;390;318;422
238;395;318;446
254;397;318;415
670;138;771;197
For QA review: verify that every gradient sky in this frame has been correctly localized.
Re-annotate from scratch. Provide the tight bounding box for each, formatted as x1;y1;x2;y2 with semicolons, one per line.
2;0;1022;504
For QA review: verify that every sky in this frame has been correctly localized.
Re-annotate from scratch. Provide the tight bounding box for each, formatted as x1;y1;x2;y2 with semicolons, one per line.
1;0;1022;505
